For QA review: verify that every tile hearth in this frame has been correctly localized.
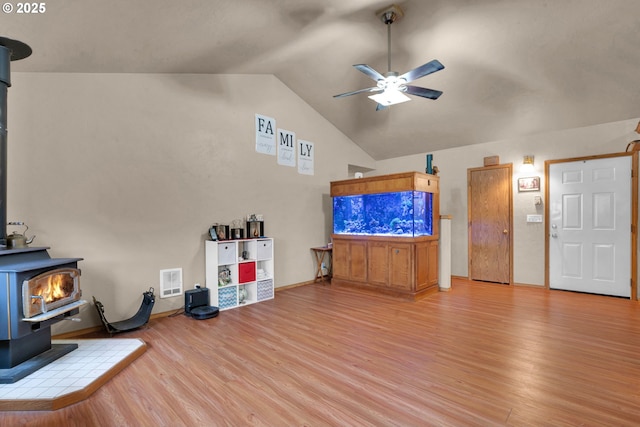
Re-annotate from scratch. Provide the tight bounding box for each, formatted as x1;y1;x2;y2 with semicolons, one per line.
0;338;146;411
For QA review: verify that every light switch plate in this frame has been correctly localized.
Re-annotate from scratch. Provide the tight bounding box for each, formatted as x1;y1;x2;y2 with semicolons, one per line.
527;214;543;223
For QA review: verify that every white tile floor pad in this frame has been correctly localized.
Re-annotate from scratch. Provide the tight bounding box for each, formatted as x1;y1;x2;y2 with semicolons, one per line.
0;338;145;409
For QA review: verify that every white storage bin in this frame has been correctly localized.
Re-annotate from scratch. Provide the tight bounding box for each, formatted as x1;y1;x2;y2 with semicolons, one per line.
257;239;273;260
218;242;237;265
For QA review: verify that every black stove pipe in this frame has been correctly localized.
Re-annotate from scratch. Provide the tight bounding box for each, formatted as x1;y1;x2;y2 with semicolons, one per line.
0;37;31;245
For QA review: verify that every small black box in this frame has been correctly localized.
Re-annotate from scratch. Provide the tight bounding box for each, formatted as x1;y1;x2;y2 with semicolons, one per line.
184;287;219;320
185;287;209;315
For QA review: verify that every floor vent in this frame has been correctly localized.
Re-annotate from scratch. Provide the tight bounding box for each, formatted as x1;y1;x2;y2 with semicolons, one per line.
159;268;183;298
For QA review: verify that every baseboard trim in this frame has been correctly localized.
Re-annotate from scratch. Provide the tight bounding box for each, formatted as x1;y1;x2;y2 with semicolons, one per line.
451;275;544;288
275;279;319;291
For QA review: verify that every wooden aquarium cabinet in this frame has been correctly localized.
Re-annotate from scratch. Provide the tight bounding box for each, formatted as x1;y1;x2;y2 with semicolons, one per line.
330;172;440;300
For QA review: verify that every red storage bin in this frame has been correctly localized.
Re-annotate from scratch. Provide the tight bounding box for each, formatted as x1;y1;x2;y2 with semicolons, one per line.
238;261;256;283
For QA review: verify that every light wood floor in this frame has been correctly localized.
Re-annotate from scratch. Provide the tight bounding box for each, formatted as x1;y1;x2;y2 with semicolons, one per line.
3;278;640;426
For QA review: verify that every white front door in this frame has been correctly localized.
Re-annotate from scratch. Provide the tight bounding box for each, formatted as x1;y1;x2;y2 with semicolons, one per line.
548;156;631;297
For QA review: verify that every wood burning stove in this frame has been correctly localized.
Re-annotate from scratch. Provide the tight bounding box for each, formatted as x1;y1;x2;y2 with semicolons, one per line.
0;38;86;383
0;248;84;383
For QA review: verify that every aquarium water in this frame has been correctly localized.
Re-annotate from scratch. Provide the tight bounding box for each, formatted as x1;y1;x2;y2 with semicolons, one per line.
333;191;433;237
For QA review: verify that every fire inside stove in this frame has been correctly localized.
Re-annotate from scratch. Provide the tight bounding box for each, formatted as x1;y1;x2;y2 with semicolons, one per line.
22;268;82;319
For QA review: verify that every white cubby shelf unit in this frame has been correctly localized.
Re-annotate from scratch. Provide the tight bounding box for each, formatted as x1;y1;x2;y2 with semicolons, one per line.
205;238;274;310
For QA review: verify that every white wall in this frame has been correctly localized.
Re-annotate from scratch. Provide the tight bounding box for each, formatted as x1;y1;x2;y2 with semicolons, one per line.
375;118;640;286
7;72;375;333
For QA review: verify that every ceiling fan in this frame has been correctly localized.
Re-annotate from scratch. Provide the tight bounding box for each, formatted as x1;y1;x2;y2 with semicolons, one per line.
334;4;444;110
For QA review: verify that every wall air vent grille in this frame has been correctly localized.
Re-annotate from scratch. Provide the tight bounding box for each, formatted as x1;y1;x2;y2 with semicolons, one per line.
160;268;183;298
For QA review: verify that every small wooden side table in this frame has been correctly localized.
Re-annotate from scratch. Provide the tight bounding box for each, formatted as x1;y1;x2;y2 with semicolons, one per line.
311;246;332;283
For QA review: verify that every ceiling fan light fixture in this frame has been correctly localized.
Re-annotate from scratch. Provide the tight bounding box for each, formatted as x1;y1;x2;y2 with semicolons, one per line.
368;89;411;106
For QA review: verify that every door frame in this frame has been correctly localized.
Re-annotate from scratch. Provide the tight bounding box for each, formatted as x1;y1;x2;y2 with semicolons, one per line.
467;163;514;284
544;152;638;300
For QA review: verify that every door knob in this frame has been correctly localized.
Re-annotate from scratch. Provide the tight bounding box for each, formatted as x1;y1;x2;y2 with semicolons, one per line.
503;229;508;234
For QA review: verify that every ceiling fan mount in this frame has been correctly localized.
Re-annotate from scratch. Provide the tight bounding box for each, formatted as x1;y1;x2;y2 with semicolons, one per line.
377;4;403;25
334;3;444;110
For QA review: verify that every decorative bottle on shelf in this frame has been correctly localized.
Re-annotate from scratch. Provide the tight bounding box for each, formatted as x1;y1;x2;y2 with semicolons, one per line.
238;287;247;304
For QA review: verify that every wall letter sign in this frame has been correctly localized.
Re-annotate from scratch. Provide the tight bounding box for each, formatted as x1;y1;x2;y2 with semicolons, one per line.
255;114;276;155
298;140;314;176
277;128;296;167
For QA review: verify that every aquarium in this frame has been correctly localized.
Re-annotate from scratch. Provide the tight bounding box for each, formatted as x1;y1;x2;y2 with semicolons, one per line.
333;191;433;237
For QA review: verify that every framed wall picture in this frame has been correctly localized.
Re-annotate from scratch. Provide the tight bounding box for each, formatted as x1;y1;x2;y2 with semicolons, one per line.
518;176;540;192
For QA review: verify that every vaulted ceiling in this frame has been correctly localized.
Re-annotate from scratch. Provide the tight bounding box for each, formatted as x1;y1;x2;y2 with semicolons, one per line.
3;0;639;160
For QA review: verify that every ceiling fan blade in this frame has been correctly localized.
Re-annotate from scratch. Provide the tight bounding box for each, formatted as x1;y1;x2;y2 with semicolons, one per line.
353;64;386;82
404;85;443;100
398;59;444;83
333;87;382;98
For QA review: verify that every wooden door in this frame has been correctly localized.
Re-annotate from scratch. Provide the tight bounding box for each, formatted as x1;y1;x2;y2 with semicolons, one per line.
415;240;438;290
332;240;350;280
368;242;389;286
468;164;513;284
333;239;367;282
349;241;367;282
389;243;412;290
